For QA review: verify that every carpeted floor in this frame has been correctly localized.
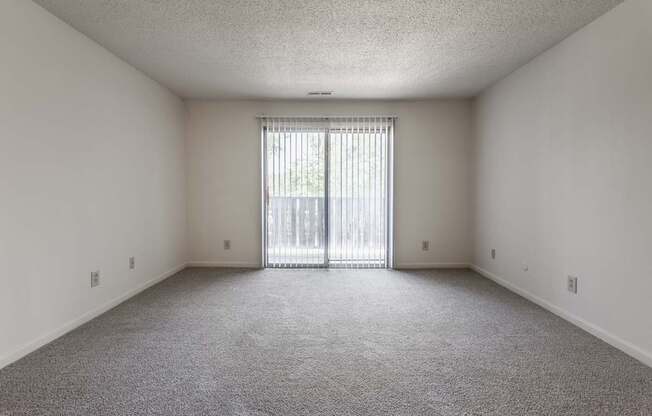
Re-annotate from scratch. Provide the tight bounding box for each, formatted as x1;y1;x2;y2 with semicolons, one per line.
1;268;651;415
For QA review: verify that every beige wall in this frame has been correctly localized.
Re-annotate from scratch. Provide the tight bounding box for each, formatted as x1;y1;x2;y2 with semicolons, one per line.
0;0;187;367
186;100;473;268
472;0;652;366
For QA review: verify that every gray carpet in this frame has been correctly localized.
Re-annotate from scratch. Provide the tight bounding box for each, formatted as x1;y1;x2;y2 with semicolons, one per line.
1;268;651;415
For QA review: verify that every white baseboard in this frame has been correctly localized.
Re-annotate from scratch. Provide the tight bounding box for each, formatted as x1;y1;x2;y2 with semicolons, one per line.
7;262;647;370
394;262;470;269
0;263;187;370
188;261;469;270
187;261;262;269
470;264;652;368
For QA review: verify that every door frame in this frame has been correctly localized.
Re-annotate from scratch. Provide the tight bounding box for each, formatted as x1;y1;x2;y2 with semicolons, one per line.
260;117;394;269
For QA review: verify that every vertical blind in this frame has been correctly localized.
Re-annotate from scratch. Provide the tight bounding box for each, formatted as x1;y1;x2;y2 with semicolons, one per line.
261;116;394;268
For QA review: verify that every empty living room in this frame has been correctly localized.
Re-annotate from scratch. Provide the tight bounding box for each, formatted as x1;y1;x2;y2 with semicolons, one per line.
1;0;651;414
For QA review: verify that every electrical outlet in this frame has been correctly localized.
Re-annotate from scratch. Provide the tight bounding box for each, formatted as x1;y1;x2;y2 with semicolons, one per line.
522;263;529;272
421;241;429;251
224;240;231;250
491;249;496;259
90;271;100;288
567;276;578;294
129;257;135;270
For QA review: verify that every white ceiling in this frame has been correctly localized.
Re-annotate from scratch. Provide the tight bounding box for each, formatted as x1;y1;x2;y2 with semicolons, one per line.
33;0;622;99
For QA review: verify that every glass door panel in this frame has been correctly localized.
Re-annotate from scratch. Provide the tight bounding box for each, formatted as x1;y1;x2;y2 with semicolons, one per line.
265;126;326;267
327;125;387;268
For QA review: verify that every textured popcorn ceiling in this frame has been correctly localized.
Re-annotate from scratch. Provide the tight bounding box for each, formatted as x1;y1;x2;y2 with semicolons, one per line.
33;0;622;99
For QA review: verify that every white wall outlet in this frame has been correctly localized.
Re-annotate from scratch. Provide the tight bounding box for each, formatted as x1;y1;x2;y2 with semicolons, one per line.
491;249;496;259
567;276;578;294
129;256;135;270
224;240;231;250
522;263;529;272
422;241;429;251
90;271;100;288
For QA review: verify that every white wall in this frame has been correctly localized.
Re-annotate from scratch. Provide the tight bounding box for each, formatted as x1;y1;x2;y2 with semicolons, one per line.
472;0;652;366
186;100;473;268
0;0;187;367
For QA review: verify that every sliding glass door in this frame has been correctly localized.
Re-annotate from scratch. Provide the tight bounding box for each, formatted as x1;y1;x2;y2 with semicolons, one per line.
263;117;393;268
